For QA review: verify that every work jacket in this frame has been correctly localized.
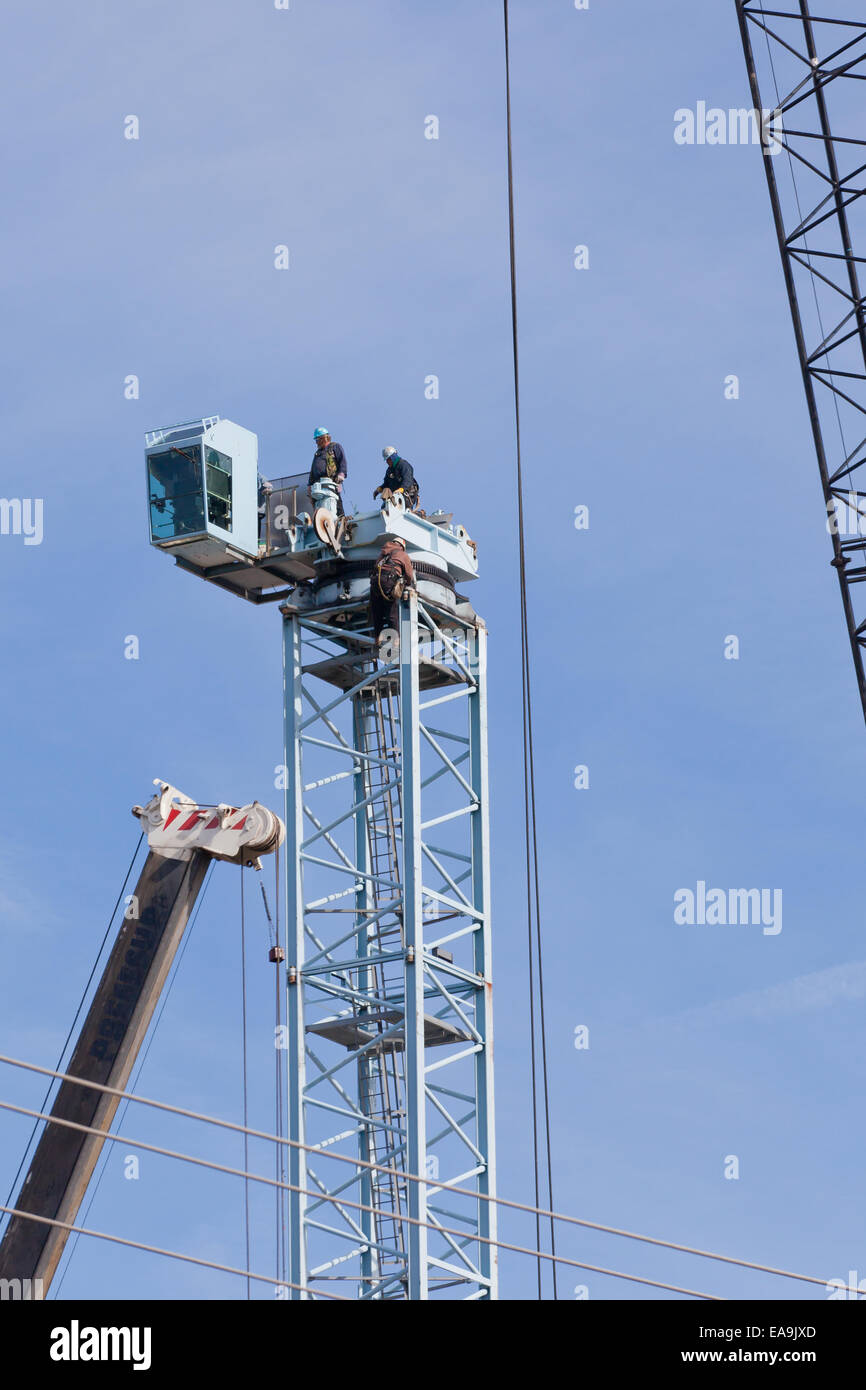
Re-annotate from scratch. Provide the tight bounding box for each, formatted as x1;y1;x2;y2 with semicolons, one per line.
375;541;415;588
381;456;416;494
309;442;347;486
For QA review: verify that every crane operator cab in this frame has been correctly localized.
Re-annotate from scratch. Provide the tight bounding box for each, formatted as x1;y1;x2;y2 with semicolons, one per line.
146;417;260;565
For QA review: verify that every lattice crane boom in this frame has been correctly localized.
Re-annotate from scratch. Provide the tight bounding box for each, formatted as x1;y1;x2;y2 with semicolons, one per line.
736;0;866;723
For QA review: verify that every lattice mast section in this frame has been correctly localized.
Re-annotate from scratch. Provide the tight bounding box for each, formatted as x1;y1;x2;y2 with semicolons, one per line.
282;594;497;1299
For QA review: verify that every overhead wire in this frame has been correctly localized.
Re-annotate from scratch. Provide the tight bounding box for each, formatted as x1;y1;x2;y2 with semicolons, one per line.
0;1051;837;1296
502;0;558;1299
0;1202;346;1300
0;1113;720;1301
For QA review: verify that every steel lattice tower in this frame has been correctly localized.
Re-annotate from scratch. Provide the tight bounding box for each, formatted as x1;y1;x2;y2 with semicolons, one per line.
143;419;496;1298
736;1;866;723
281;580;496;1300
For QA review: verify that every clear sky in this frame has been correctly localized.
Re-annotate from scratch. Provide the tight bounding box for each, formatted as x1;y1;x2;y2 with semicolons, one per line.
1;0;864;1301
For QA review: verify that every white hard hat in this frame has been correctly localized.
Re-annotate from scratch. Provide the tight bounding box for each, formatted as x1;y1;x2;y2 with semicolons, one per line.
382;446;397;460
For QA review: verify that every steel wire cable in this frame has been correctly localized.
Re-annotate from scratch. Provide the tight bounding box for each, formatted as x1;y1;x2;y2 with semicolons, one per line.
0;1053;836;1294
502;0;558;1299
240;866;251;1300
0;1203;346;1300
0;1115;719;1301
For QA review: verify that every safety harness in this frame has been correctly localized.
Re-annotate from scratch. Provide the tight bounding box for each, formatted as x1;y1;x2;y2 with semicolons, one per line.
375;554;405;602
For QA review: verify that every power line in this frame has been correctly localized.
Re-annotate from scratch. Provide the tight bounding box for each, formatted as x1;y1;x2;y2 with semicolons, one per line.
0;1203;346;1300
0;1109;719;1300
0;1052;835;1295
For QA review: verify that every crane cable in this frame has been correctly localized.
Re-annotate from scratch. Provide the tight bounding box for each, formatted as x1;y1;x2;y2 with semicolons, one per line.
502;0;558;1298
3;1048;842;1297
259;852;288;1288
240;866;251;1300
273;846;288;1289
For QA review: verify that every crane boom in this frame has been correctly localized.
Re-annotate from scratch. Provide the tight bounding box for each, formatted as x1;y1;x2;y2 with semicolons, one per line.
735;1;866;724
0;781;283;1295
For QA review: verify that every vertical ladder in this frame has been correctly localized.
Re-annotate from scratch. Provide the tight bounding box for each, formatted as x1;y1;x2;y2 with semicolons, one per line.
354;677;411;1290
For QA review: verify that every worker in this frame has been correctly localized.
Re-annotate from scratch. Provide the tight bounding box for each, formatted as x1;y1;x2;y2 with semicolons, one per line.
374;446;420;512
369;536;416;647
309;427;347;516
257;472;273;540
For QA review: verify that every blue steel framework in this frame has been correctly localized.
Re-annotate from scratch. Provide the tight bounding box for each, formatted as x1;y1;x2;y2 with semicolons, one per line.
281;592;497;1299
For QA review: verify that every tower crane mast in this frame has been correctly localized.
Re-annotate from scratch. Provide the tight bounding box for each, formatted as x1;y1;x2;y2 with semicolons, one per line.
144;417;497;1299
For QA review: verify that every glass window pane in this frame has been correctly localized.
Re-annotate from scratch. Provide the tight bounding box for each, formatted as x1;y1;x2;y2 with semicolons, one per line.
205;447;233;532
148;446;205;540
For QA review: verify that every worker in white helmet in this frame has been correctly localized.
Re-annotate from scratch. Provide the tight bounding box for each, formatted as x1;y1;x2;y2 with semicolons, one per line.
374;447;421;512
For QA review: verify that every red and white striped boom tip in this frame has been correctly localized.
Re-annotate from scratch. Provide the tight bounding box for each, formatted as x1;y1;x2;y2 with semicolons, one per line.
131;779;285;868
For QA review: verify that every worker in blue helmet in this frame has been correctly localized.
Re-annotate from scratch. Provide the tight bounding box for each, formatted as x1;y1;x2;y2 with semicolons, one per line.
374;447;421;513
309;428;348;516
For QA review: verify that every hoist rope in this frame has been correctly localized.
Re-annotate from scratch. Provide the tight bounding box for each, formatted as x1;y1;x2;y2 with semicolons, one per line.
240;866;251;1299
274;848;288;1288
502;0;558;1298
262;850;289;1287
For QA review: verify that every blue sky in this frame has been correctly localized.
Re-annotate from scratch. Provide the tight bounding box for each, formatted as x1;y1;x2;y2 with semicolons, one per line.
1;0;864;1301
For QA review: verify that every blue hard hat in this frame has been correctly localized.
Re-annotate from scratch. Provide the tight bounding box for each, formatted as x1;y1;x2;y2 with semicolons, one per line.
314;426;329;439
